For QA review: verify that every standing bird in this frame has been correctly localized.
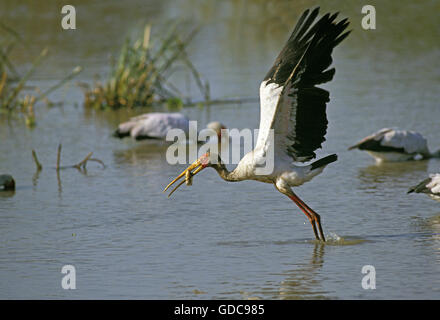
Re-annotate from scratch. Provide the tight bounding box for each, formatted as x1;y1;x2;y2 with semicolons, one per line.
408;174;440;201
163;8;350;242
348;128;440;163
114;112;226;141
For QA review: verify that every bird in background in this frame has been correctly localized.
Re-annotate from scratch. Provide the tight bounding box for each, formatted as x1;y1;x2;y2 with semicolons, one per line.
114;112;227;142
348;128;440;163
164;8;350;242
408;173;440;201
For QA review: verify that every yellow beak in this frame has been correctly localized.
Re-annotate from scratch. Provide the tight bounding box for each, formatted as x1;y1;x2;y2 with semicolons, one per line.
163;158;206;197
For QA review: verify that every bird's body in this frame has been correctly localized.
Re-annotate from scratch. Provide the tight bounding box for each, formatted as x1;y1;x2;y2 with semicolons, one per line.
114;112;226;143
164;8;350;242
349;128;439;163
114;112;190;140
408;174;440;201
218;147;337;187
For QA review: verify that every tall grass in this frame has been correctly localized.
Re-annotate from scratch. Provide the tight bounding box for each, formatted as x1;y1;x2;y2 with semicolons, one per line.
0;23;81;127
83;24;210;110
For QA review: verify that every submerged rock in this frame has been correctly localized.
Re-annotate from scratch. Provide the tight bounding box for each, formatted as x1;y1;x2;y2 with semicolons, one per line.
0;174;15;191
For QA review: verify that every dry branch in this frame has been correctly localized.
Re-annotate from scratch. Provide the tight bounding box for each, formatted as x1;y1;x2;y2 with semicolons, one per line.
55;144;105;171
56;144;62;171
31;149;42;171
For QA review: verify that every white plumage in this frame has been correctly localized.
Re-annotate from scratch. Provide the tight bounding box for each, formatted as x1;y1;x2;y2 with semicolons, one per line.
408;174;440;201
380;129;428;154
164;8;350;242
114;112;190;140
255;80;284;150
349;128;439;163
428;175;440;195
114;112;225;141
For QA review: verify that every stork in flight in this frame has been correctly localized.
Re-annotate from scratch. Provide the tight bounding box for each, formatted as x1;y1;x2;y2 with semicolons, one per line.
114;112;226;142
164;8;350;242
408;174;440;201
348;128;440;163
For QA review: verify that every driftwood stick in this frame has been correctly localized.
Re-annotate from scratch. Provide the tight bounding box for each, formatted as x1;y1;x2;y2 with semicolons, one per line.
56;144;62;171
87;158;106;168
31;149;42;171
52;144;105;171
73;152;93;169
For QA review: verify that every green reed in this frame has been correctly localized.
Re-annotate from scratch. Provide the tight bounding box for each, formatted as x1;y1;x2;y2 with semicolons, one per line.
83;24;210;110
0;23;81;127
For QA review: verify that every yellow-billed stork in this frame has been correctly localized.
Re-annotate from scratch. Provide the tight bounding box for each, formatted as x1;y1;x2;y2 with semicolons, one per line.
163;8;350;242
114;112;226;141
408;174;440;201
349;128;440;163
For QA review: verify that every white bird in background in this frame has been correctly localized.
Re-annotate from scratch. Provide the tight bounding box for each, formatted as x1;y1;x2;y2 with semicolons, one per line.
114;112;226;142
164;8;350;242
348;128;440;163
408;173;440;201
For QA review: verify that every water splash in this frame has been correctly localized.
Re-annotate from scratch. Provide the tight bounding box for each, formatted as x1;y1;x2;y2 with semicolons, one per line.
321;232;368;246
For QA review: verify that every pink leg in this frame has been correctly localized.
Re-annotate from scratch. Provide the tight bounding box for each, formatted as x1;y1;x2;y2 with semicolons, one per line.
288;193;325;242
288;194;320;241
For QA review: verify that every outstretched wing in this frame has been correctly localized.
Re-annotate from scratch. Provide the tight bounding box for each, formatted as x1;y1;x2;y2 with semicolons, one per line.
256;7;350;162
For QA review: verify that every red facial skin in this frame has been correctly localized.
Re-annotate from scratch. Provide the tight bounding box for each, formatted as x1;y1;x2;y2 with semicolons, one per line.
199;152;211;168
218;126;226;139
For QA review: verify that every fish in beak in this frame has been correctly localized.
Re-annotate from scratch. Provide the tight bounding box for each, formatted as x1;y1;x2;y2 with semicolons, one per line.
163;152;211;197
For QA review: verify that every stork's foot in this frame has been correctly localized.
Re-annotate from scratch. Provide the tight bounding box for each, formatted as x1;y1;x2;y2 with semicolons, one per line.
288;192;326;242
301;203;326;242
314;213;326;242
307;215;325;242
309;219;320;241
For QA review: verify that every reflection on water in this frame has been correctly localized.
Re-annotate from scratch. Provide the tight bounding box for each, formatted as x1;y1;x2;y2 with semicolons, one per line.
410;214;440;266
1;0;440;299
357;160;429;188
32;167;42;188
411;214;440;241
113;141;171;166
0;190;15;198
277;243;328;300
234;242;328;300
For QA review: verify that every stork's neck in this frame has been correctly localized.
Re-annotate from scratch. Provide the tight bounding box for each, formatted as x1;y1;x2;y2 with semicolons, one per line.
210;161;244;182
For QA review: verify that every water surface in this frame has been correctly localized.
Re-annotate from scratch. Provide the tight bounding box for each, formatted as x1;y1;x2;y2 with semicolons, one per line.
0;0;439;299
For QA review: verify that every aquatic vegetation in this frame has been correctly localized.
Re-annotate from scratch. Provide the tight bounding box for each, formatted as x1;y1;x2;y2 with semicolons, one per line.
0;23;81;127
82;24;210;110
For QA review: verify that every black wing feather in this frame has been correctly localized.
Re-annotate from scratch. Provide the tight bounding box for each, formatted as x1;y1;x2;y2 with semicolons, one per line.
408;177;433;194
350;138;406;153
265;8;350;161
